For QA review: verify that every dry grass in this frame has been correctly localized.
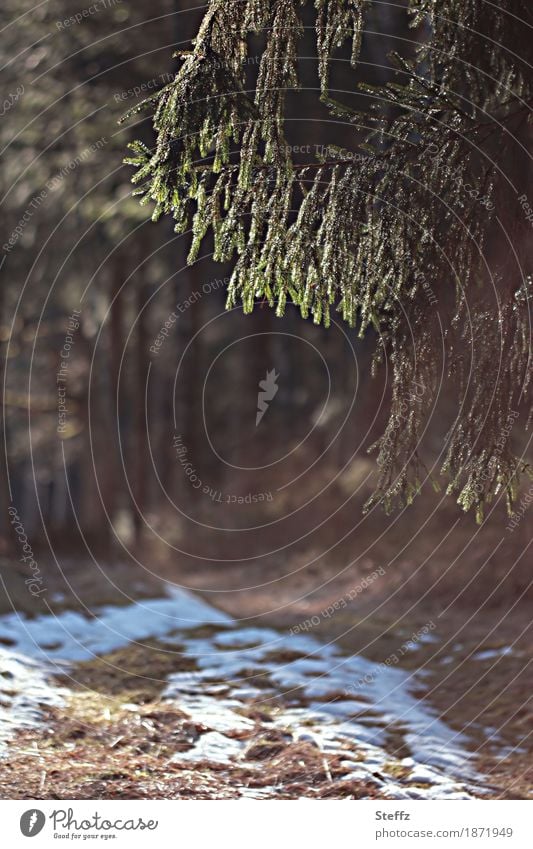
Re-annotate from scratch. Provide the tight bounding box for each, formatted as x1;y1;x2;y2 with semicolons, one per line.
0;696;381;800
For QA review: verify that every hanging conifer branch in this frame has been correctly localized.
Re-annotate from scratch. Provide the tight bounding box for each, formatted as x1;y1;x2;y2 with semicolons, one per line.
124;0;532;520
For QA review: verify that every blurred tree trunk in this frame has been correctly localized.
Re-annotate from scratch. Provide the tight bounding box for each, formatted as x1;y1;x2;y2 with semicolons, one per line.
108;253;126;533
133;256;150;546
0;277;14;551
79;332;110;548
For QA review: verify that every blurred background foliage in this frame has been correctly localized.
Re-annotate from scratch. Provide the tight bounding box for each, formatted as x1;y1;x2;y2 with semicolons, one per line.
0;1;530;607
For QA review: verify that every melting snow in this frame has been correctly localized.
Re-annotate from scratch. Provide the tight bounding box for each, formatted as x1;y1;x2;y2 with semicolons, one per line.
0;586;487;798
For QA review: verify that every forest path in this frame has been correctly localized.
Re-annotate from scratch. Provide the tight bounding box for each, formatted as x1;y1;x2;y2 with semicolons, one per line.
0;583;503;799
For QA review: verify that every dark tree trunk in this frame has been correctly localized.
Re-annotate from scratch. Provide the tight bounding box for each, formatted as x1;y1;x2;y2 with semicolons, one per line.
133;273;150;546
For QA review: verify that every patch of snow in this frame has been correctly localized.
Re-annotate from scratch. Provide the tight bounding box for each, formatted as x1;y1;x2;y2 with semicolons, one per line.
472;647;513;661
172;730;243;764
0;587;232;662
0;649;67;751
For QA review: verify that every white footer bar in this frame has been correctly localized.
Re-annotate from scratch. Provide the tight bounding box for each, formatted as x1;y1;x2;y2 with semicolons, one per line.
1;799;531;848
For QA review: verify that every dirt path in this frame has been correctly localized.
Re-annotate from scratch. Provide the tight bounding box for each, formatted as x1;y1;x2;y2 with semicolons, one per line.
1;551;531;800
0;582;523;800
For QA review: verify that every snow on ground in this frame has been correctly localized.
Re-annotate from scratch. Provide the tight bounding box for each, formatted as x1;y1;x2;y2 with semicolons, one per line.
0;587;487;799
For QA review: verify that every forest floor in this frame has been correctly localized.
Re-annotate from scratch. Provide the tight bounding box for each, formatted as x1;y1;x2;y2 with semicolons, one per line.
0;555;531;800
